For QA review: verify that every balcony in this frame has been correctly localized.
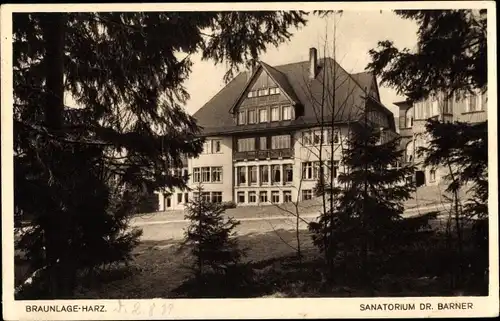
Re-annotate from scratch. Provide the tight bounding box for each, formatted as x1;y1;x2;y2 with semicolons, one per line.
234;148;293;161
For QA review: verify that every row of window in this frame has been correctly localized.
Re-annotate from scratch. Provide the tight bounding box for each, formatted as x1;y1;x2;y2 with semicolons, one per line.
411;93;484;122
247;87;281;98
192;166;223;183
237;105;293;125
302;161;339;180
302;129;341;146
237;134;292;152
237;190;292;204
164;192;190;208
201;139;223;154
236;164;293;186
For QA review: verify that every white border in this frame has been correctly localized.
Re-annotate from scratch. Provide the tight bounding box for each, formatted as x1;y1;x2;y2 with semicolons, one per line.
1;2;498;320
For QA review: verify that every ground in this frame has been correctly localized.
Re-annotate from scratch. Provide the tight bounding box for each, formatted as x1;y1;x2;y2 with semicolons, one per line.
16;184;486;299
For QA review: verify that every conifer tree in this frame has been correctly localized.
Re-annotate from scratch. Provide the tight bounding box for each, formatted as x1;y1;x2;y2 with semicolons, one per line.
310;122;416;279
183;185;243;278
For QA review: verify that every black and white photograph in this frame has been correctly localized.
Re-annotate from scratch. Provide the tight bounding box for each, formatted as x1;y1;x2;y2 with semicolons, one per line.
1;2;498;319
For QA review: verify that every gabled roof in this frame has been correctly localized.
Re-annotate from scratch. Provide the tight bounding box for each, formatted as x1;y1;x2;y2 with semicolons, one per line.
193;57;395;136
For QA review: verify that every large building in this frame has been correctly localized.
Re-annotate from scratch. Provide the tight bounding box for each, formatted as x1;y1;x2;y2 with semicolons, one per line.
158;48;397;211
395;89;487;186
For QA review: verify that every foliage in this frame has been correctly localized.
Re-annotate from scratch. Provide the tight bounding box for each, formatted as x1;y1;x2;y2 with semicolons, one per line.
367;9;487;101
183;185;244;277
13;11;308;297
419;119;488;220
310;123;417;277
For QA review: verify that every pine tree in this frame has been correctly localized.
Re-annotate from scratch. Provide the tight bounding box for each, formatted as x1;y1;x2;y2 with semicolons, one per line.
310;122;416;279
13;11;308;298
183;185;243;278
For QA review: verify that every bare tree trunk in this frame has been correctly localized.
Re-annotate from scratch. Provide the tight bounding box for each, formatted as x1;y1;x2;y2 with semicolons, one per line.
41;13;69;298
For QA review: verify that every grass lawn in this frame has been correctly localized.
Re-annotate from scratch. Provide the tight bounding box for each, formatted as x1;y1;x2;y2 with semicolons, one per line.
64;218;487;299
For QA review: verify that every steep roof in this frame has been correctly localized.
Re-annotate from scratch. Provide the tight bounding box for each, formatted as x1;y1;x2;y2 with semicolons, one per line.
193;57;394;136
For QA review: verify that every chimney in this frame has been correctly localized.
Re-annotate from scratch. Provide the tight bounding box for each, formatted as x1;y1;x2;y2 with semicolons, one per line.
309;47;318;79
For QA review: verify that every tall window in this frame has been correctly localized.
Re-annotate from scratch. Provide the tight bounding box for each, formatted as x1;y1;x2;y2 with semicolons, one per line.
464;93;482;112
282;105;292;120
177;193;183;204
165;196;171;208
249;166;258;184
405;107;414;128
248;191;257;203
271;106;280;121
238;110;246;125
302;131;312;146
201;167;211;182
332;160;339;179
237;167;246;185
213;140;222;153
284;164;293;183
272;165;281;184
259;136;268;150
313;130;321;145
429;168;436;182
302;162;313;180
313;161;320;180
193;168;201;183
202;140;211;154
283;191;292;203
211;167;223;182
259;109;268;123
260;165;269;184
237;191;245;203
237;138;255;152
271;191;280;203
248;109;257;124
259;191;268;203
271;135;291;149
211;192;222;203
184;193;189;203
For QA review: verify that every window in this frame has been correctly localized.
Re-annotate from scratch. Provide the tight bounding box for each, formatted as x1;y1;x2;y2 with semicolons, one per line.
271;191;280;203
237;138;255;152
271;106;280;121
283;191;292;203
332;161;339;179
184;193;189;203
211;192;222;203
269;87;280;95
237;166;246;185
272;165;281;184
302;162;313;180
326;129;340;144
302;131;312;146
259;137;268;150
282;105;292;120
313;130;321;145
201;167;211;182
260;165;269;184
193;192;199;201
405;107;414;128
248;109;257;124
464;94;482;112
237;191;245;203
247;91;256;98
183;168;188;177
302;189;313;201
165;196;171;208
259;191;268;203
249;166;258;184
202;140;211;154
249;191;257;203
258;88;269;96
177;193;182;204
284;164;293;183
201;192;211;202
213;140;222;153
429;169;436;182
313;161;320;180
211;167;223;183
193;168;201;183
238;110;246;125
259;108;268;123
271;135;291;149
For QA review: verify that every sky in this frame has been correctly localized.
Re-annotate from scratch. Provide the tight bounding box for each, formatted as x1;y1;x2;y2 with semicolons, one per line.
182;11;419;118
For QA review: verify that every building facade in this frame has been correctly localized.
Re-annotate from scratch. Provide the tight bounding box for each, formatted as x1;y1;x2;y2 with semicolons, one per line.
158;48;397;211
395;90;488;187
